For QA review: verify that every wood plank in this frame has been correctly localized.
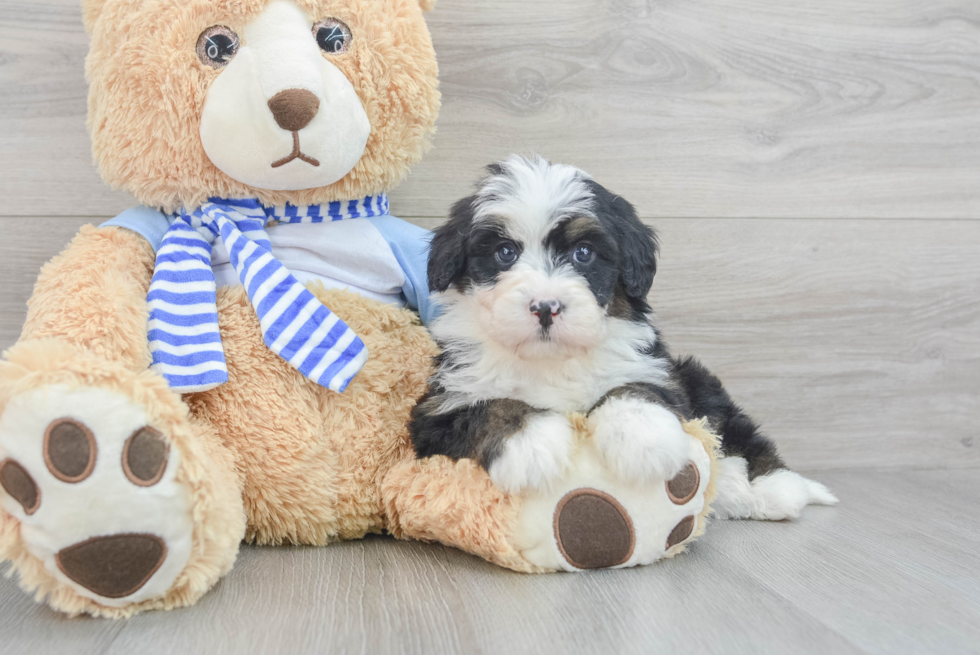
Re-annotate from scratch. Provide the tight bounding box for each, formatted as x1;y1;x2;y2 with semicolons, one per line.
1;470;978;653
706;469;980;654
1;216;977;472
2;0;979;219
0;559;125;655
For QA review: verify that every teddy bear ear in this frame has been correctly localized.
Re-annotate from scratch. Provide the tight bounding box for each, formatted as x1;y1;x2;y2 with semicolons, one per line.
419;0;437;12
81;0;107;33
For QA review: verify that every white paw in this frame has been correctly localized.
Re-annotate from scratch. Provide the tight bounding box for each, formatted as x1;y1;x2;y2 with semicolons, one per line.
711;456;839;521
0;386;193;606
589;397;690;483
488;413;574;495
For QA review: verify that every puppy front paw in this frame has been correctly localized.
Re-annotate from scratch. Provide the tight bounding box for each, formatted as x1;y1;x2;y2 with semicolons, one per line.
589;397;690;483
488;413;574;495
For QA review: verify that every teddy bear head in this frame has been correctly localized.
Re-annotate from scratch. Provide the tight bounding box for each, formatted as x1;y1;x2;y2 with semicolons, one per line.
83;0;440;212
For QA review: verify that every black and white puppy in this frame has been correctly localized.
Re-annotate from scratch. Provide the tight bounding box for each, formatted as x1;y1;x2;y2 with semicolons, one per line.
410;155;837;520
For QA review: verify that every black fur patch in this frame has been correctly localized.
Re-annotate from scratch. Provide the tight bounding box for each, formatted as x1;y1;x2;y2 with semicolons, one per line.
410;385;544;471
672;357;786;479
427;196;476;292
585;180;659;299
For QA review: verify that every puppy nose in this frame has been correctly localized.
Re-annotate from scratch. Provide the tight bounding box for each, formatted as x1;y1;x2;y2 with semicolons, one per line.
530;299;563;328
267;89;320;132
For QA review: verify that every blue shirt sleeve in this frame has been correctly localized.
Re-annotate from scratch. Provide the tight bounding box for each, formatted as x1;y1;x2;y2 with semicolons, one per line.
101;206;173;252
367;215;441;325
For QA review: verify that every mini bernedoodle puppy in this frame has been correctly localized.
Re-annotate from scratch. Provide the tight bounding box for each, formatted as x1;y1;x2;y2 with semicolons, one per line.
410;155;838;520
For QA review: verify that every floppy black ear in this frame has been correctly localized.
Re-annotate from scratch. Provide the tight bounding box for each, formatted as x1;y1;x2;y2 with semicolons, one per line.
427;196;476;292
587;181;659;299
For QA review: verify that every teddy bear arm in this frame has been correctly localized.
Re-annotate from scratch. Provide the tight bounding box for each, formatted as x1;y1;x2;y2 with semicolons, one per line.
20;225;156;371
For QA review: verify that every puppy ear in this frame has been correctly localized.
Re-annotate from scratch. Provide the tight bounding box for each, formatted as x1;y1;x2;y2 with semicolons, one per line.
588;181;659;299
618;209;659;298
428;196;475;292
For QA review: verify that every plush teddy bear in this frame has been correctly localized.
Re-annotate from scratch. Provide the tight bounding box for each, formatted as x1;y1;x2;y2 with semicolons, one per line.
0;0;717;618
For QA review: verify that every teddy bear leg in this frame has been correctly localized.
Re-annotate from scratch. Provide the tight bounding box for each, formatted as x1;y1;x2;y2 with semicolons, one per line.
0;350;245;617
386;417;718;574
0;226;245;616
382;455;542;573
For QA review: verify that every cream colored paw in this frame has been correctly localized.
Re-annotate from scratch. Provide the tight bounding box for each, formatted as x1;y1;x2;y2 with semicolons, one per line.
0;386;193;607
511;421;714;572
589;397;690;483
488;413;575;495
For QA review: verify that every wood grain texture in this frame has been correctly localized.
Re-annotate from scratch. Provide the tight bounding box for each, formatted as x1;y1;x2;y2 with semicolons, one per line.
1;469;978;654
1;0;979;218
1;216;977;472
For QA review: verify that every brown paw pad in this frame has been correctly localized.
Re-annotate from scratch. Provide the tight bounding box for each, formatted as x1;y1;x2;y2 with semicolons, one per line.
0;458;41;515
122;427;169;487
56;533;168;599
666;515;696;550
553;489;635;569
666;462;700;505
44;419;97;484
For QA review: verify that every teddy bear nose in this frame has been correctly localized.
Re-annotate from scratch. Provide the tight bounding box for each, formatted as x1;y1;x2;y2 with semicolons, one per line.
267;89;321;132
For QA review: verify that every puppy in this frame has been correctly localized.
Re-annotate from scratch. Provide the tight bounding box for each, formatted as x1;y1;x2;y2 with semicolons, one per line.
410;155;837;520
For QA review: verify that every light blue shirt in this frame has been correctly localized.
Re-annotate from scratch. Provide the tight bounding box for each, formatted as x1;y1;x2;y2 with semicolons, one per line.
102;206;440;325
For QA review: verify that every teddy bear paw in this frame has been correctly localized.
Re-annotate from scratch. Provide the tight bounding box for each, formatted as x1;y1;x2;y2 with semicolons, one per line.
589;397;691;484
487;413;575;495
0;385;194;607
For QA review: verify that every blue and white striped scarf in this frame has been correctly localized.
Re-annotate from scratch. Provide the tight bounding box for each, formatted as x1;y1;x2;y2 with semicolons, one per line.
147;195;389;393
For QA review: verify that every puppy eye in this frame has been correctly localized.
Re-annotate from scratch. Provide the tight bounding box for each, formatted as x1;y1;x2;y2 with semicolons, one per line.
197;26;240;69
313;18;352;55
573;244;596;264
495;243;519;265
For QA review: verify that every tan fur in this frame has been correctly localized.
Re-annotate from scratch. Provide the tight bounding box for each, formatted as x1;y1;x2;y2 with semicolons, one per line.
189;285;437;546
382;456;538;573
21;225;156;370
84;0;440;212
662;418;720;559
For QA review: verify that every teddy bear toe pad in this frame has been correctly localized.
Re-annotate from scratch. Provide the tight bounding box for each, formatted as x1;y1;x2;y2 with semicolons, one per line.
514;427;711;572
0;386;192;607
56;533;168;599
553;489;635;569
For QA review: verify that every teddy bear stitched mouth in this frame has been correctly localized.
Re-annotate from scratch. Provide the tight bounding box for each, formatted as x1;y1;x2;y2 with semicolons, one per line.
270;131;321;169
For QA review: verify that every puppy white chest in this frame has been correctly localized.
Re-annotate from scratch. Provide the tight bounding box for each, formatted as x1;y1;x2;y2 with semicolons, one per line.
435;319;670;414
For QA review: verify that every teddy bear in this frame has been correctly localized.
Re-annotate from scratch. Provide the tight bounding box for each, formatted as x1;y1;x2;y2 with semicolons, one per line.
0;0;717;618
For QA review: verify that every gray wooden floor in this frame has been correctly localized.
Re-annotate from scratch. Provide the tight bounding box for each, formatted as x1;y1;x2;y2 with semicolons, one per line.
2;469;978;654
1;0;979;652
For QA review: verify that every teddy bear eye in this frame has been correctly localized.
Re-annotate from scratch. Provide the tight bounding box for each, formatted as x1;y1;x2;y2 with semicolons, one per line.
313;18;352;55
197;26;240;69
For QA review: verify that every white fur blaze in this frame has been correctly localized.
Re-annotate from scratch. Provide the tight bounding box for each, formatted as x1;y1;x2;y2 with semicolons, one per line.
711;456;840;521
488;413;574;495
589;397;690;483
0;386;193;607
